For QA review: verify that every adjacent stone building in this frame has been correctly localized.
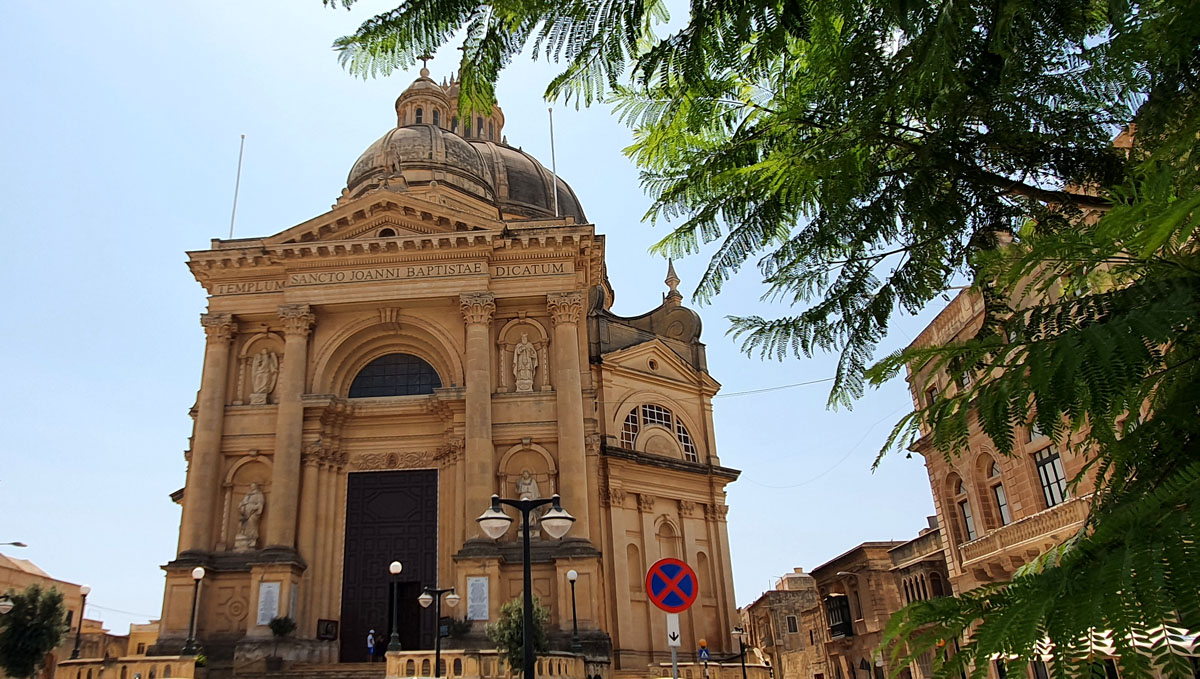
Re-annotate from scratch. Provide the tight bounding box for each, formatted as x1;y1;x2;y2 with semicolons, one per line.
741;569;826;679
153;70;741;678
904;291;1095;595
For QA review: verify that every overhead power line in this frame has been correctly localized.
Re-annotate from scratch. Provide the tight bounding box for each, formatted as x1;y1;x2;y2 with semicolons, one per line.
713;377;834;399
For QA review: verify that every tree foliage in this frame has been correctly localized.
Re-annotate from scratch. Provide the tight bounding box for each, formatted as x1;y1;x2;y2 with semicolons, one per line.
486;596;549;676
319;0;1200;675
0;585;68;679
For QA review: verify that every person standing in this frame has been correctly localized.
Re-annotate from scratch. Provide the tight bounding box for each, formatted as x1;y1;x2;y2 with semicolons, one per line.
366;629;376;662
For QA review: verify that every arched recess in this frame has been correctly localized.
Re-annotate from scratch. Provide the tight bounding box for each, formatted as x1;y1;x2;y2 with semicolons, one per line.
496;440;558;498
627;544;644;591
220;456;272;552
311;312;463;397
496;317;550;393
655;515;682;560
234;331;284;404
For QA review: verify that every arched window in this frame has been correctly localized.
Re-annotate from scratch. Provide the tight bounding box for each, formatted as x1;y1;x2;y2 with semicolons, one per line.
377;227;396;238
918;575;928;600
415;107;424;124
451;116;458;133
488;121;494;140
477;117;484;136
619;404;699;462
954;478;977;541
988;461;1012;525
121;668;128;679
433;110;440;126
164;666;171;678
929;572;945;597
349;354;441;397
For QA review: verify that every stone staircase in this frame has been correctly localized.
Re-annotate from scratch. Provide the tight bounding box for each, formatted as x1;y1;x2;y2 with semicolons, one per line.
234;661;387;679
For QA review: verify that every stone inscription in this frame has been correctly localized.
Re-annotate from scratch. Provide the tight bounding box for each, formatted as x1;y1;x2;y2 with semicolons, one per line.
213;260;572;295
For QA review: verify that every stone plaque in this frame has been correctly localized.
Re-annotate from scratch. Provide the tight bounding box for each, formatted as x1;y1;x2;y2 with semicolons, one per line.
257;581;280;625
467;576;489;621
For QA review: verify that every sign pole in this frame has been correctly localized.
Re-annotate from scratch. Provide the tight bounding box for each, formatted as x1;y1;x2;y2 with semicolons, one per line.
671;645;679;679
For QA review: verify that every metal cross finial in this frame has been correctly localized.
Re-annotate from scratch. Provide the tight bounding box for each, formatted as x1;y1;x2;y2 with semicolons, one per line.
419;54;434;69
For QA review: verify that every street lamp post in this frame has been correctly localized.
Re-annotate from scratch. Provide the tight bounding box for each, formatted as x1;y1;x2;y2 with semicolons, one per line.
388;561;404;652
182;567;205;655
0;542;27;548
477;493;575;679
732;626;747;679
70;585;91;659
565;570;581;653
418;587;460;679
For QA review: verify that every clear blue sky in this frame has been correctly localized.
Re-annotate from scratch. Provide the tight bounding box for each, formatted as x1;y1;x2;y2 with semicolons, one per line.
0;2;944;635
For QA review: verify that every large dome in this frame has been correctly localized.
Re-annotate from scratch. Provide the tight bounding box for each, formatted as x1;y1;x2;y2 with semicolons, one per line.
344;73;586;223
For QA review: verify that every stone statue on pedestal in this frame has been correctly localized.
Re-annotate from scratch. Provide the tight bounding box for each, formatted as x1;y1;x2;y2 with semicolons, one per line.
250;349;279;405
515;469;541;537
513;334;538;393
234;483;265;550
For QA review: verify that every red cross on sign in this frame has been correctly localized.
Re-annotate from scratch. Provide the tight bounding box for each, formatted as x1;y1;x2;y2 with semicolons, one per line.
645;558;699;613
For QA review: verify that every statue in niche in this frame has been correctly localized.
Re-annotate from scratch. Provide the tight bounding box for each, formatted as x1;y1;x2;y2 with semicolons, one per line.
515;469;542;537
250;349;279;405
234;483;265;551
512;333;538;393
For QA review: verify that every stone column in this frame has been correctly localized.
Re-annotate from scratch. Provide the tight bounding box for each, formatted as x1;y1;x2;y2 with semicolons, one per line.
180;312;237;555
460;292;496;539
266;304;315;551
547;291;590;540
297;444;321;634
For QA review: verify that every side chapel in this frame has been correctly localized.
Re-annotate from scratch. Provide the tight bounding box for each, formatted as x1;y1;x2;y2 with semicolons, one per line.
156;69;740;678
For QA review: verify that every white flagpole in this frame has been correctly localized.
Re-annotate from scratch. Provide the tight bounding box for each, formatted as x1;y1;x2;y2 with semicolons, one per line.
229;133;246;239
548;108;559;218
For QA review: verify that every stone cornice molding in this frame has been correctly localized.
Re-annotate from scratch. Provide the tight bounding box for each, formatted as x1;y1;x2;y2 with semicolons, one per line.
201;312;237;342
279;304;315;337
547;291;584;326
460;292;496;326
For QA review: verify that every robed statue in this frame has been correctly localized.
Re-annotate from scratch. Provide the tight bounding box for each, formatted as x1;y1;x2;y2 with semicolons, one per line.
250;349;279;405
515;469;542;536
512;334;537;393
234;483;265;550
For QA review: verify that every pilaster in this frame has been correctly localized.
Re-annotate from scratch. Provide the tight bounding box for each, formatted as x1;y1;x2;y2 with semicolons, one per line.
461;292;496;540
265;304;315;552
180;312;237;555
547;291;591;540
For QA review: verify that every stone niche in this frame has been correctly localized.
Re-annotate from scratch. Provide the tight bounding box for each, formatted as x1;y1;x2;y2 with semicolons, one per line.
496;317;550;393
235;331;285;405
220;455;272;552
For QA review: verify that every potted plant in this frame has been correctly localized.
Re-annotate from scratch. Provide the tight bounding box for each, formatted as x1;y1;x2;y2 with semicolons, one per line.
265;616;296;671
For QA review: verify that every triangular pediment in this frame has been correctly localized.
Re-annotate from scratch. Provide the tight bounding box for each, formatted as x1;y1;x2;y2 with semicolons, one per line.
263;191;504;246
602;338;721;392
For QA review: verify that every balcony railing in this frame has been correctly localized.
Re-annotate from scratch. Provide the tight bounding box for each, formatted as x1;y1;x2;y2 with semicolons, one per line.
960;494;1090;565
386;649;585;679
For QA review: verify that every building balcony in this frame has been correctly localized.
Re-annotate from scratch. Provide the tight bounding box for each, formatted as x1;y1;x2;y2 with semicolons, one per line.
960;494;1091;571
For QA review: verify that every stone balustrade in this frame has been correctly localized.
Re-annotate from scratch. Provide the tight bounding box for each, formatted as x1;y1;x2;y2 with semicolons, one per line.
386;649;585;679
56;656;197;679
655;661;771;679
961;494;1091;565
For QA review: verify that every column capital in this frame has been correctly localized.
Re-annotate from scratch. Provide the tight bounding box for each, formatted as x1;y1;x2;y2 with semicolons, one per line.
279;304;315;337
459;292;496;325
201;312;237;342
547;291;584;326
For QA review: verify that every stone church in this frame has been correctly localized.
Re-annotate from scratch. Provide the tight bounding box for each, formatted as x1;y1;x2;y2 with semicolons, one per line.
156;69;740;678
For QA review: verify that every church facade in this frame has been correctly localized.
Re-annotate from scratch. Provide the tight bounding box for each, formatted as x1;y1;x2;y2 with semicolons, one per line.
156;71;740;677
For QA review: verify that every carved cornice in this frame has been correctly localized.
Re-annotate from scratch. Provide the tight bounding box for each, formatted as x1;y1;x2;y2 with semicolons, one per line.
201;312;237;342
547;291;583;326
460;292;496;325
351;451;433;471
678;500;697;518
279;304;315;337
637;493;655;512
